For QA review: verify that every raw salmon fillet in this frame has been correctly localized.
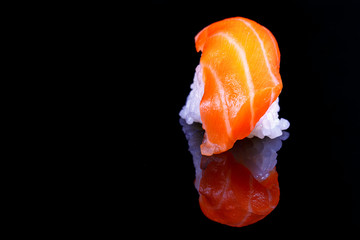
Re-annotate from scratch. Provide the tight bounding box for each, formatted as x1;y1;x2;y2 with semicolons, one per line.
195;17;283;155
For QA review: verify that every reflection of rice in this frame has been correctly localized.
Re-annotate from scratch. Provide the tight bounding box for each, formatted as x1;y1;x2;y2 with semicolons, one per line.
230;132;289;182
179;119;204;191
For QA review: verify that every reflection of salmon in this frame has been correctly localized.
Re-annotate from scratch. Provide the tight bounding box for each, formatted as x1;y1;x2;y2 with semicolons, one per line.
195;17;283;156
199;151;279;227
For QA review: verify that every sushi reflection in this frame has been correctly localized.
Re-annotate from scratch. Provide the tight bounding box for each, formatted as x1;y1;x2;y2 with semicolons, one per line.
180;119;289;227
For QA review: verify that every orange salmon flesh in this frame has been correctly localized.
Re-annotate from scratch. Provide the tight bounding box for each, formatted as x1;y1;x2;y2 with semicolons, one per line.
195;17;283;156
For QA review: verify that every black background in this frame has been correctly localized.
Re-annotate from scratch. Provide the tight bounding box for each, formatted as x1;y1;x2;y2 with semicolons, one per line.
135;0;360;234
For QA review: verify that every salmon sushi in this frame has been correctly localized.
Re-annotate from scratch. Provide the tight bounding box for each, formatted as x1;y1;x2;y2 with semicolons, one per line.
180;17;289;155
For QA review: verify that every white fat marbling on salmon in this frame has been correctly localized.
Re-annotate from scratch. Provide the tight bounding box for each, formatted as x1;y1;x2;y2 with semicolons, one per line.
203;64;233;137
235;18;279;85
214;32;255;129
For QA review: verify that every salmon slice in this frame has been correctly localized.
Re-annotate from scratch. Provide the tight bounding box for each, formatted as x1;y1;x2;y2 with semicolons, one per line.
195;17;283;155
199;151;280;227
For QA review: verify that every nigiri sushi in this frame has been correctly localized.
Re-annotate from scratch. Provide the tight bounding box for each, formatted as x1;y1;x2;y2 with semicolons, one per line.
180;17;290;156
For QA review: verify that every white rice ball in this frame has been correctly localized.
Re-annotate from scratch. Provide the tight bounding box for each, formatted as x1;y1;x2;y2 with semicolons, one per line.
247;98;290;139
179;65;290;139
179;65;204;124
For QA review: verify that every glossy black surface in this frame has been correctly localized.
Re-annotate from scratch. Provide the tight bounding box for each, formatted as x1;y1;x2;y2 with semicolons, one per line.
137;0;360;233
